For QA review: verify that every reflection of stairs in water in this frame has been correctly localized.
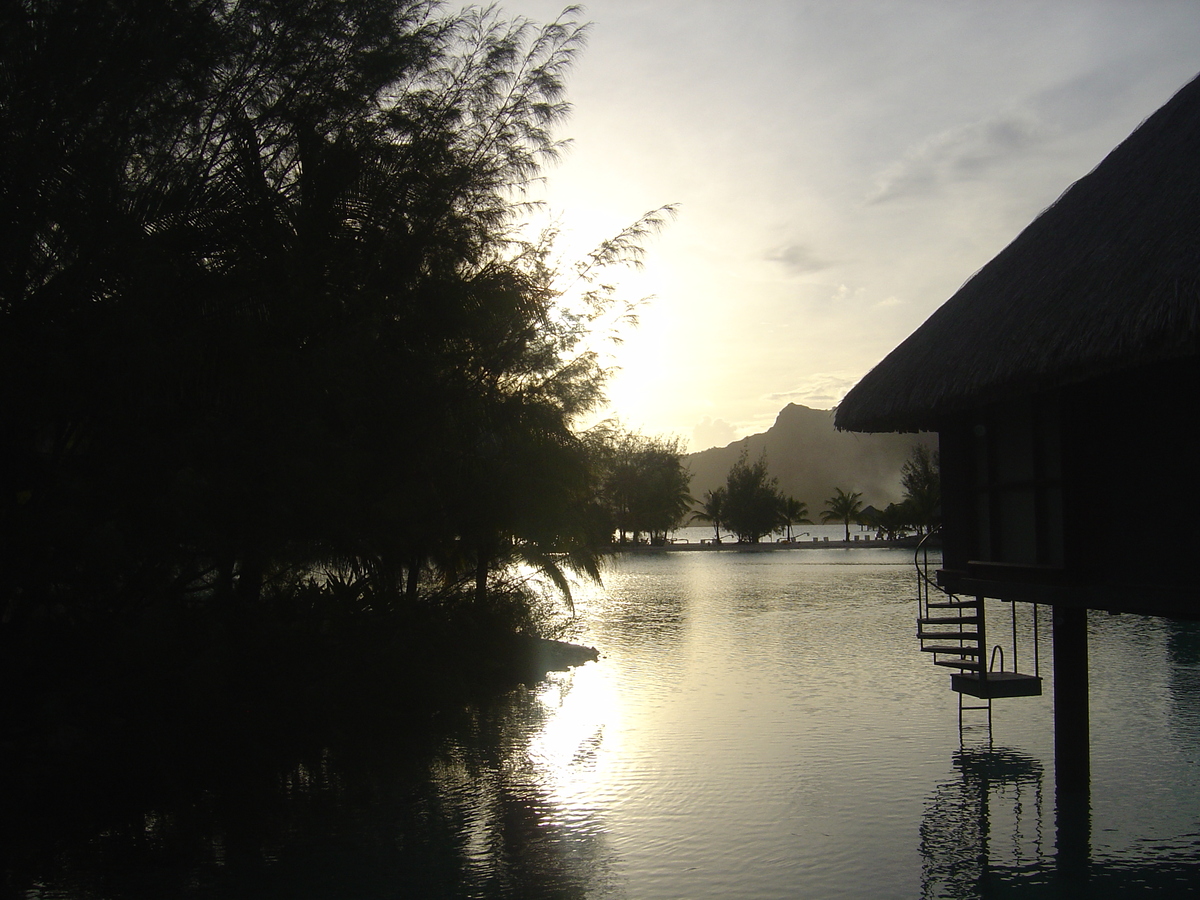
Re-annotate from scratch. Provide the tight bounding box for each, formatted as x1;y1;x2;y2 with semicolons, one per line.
914;535;1042;733
919;746;1047;896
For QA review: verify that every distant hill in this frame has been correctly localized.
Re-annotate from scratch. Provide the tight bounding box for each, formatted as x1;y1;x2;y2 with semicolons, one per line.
686;403;935;512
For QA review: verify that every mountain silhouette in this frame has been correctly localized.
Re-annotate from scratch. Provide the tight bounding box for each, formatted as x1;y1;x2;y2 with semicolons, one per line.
686;403;935;511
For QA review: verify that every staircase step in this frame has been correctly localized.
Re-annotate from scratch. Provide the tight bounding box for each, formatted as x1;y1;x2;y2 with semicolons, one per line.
918;630;980;641
933;658;983;670
926;600;981;609
952;671;1043;699
919;616;980;626
921;644;982;656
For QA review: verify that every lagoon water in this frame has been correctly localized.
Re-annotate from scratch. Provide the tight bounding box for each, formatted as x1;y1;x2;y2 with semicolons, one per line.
15;539;1200;898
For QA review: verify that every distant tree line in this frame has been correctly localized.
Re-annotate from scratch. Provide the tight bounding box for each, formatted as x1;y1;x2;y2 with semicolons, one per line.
0;0;678;634
692;444;940;544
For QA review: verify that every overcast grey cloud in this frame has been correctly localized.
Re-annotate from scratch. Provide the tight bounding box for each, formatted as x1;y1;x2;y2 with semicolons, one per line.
868;109;1048;204
765;243;832;276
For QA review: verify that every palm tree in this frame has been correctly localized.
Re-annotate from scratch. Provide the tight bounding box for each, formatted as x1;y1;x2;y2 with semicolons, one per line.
822;487;864;542
777;496;812;542
691;487;727;543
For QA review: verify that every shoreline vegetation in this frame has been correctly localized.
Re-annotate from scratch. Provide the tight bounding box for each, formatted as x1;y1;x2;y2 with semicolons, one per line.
1;595;600;803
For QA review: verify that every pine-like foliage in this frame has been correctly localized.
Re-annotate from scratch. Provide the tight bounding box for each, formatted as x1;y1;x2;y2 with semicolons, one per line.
722;450;783;544
0;1;659;621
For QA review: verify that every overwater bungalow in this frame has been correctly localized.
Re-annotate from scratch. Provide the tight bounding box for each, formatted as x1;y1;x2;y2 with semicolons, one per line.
836;71;1200;785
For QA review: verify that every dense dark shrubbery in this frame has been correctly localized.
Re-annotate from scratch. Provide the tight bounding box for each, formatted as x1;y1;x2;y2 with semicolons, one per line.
0;574;592;771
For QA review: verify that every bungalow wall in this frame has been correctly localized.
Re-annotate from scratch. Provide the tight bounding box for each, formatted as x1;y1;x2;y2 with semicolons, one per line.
937;354;1199;618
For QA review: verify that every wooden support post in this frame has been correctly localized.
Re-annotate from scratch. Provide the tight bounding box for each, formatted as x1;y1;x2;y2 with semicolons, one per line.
1052;604;1091;886
1052;605;1089;789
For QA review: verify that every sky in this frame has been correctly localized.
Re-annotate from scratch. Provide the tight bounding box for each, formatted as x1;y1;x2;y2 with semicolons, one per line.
511;0;1200;450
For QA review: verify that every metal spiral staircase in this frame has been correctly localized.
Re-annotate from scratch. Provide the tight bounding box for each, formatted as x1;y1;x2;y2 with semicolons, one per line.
914;532;1042;730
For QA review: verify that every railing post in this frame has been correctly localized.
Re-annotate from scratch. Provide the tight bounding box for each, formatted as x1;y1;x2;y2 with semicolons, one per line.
977;596;987;682
1033;603;1040;676
1011;601;1019;673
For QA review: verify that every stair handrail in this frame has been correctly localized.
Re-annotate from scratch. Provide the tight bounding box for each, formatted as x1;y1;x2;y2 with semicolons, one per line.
989;644;1005;673
913;528;945;620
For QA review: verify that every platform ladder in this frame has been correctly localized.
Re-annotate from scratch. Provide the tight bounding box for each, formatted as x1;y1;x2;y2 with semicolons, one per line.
914;533;1042;738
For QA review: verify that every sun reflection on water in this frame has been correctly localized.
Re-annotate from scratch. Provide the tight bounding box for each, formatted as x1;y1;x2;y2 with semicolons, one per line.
525;661;623;816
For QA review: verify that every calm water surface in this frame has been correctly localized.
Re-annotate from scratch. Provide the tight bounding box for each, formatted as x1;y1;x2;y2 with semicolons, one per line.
16;547;1200;898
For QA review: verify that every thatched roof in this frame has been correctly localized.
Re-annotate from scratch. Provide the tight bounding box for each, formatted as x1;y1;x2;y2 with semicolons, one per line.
836;72;1200;433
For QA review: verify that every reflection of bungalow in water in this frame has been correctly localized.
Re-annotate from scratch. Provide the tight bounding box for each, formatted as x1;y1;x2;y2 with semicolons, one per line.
836;72;1200;785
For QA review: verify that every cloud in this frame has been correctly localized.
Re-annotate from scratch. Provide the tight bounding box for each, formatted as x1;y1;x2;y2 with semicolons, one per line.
692;415;738;451
765;243;831;275
766;372;862;411
867;109;1047;204
831;283;866;303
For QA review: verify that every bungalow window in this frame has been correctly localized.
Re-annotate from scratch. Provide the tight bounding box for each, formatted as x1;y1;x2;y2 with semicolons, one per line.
972;395;1064;568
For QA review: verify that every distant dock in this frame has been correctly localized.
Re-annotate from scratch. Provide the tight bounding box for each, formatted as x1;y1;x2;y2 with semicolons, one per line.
608;536;934;553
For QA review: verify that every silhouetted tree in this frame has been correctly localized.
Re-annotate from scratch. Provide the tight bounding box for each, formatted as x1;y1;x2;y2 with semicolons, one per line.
722;450;783;543
900;444;941;534
595;427;692;545
822;487;864;542
866;502;910;541
0;1;667;624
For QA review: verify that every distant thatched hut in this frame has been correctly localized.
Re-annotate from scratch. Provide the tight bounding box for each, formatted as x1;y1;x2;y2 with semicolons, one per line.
837;73;1200;620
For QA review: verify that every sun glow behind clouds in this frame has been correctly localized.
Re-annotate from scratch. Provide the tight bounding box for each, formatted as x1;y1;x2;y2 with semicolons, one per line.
513;0;1200;443
524;199;696;438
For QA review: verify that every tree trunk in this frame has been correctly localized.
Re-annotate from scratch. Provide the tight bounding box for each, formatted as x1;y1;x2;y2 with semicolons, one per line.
234;551;263;605
474;548;489;605
405;557;421;601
